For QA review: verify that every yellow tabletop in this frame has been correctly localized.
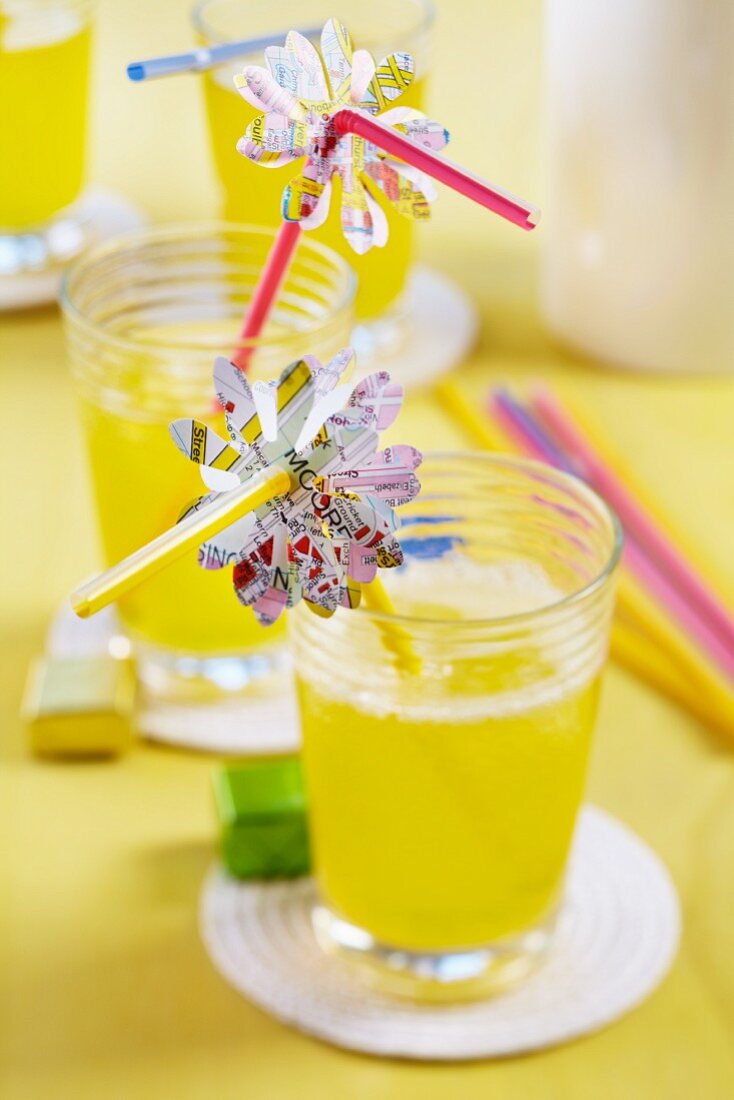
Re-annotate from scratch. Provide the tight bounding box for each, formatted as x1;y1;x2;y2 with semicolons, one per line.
2;1;734;1096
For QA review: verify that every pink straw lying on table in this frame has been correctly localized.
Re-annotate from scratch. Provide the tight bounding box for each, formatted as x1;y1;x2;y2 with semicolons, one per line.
530;388;734;663
489;389;734;684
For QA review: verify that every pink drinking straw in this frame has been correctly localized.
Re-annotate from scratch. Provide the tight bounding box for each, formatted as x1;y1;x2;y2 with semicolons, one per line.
333;109;540;232
231;219;302;370
231;109;539;372
531;387;734;669
490;392;734;681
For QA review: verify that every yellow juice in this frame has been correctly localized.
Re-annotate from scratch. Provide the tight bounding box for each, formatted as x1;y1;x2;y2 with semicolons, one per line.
0;4;90;228
80;388;283;656
298;561;601;950
202;67;427;320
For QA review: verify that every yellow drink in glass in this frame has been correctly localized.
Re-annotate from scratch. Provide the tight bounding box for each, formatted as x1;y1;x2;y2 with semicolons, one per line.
62;223;355;714
0;1;91;228
299;653;600;950
293;455;621;999
193;0;434;322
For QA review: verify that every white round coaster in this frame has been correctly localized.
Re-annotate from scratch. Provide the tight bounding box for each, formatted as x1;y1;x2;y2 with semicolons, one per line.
352;266;479;389
47;601;300;755
200;806;680;1060
136;686;300;756
0;189;146;310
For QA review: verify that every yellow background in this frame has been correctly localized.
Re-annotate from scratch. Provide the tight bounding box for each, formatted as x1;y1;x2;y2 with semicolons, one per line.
2;1;734;1096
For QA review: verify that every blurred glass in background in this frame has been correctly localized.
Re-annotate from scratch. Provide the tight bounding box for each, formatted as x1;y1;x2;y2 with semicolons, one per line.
0;1;92;303
61;223;355;737
192;0;434;347
0;0;91;227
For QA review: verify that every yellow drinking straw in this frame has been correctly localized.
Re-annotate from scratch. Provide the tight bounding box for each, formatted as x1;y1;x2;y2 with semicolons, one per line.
362;577;422;676
71;467;420;674
617;572;734;739
435;380;506;451
71;466;290;619
612;616;734;741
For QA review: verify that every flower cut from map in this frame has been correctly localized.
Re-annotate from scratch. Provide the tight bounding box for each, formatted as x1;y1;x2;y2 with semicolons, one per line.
169;349;422;625
234;18;450;254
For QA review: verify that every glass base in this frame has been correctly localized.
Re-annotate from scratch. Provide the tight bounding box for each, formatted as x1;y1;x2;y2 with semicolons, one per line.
312;903;558;1003
0;188;145;310
134;640;301;755
351;266;479;388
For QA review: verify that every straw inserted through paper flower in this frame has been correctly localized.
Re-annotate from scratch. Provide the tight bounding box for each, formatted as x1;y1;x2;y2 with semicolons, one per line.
234;18;450;254
169;349;422;624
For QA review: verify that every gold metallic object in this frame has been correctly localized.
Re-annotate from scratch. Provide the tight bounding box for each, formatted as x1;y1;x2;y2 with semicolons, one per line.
22;655;135;758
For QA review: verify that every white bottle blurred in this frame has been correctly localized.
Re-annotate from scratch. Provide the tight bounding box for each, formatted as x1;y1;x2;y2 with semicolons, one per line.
542;0;734;373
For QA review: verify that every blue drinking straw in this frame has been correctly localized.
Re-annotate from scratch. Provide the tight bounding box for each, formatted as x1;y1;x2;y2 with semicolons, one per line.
127;28;320;82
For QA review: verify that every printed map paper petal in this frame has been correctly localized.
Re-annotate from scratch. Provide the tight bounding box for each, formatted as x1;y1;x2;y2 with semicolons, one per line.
394;163;438;204
213;356;265;452
198;513;257;571
237;112;308;166
396;116;450;152
378;106;450;152
339;175;386;255
265;358;316;453
234;21;449;254
307;347;354;397
265;46;301;96
320;18;353;103
234;65;304;120
323;445;422;506
171;351;420;618
363;160;432;220
361;52;414;113
346;541;378;583
251;525;290;624
347;372;404;430
284;30;329;102
169;419;243;474
350;49;375;104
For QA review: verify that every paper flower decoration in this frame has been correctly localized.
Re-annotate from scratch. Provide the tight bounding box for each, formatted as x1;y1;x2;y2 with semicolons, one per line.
234;18;450;254
169;350;422;625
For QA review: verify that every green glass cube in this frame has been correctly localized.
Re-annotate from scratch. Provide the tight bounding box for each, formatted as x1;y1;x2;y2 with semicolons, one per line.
213;758;310;880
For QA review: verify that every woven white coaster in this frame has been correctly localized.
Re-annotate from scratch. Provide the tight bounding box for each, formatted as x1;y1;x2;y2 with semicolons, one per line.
200;806;679;1060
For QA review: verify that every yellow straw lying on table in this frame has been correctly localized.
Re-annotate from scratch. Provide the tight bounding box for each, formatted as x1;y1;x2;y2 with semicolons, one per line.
436;379;734;739
615;575;734;740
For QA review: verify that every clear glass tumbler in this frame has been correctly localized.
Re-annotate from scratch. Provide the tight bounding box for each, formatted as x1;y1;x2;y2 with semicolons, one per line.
0;0;92;303
61;222;355;733
292;453;621;1000
192;0;434;333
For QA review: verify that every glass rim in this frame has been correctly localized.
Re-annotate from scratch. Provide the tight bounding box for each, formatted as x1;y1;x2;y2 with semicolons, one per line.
58;219;357;358
351;451;623;631
191;0;436;46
